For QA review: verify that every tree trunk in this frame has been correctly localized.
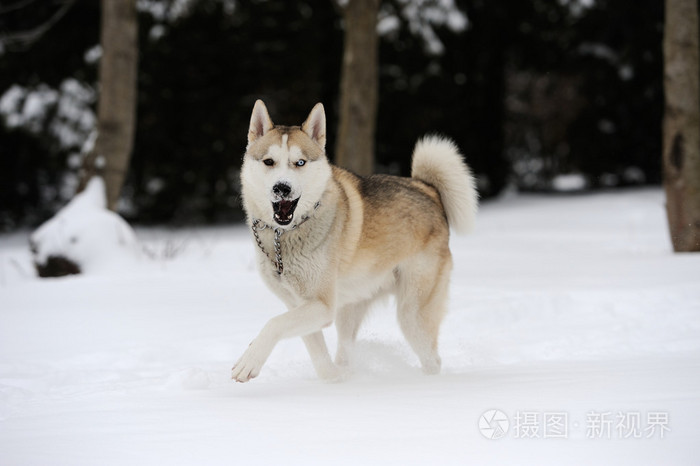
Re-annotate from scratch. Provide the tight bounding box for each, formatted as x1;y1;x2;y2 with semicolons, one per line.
335;0;379;176
663;0;700;251
80;0;138;211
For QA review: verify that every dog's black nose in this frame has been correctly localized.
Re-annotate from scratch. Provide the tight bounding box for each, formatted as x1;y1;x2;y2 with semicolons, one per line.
272;182;292;199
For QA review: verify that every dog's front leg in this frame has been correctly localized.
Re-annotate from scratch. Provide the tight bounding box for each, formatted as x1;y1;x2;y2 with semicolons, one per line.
232;299;335;383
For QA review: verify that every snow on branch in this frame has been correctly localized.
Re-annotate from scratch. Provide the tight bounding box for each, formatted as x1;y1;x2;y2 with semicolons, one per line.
0;79;96;151
378;0;468;55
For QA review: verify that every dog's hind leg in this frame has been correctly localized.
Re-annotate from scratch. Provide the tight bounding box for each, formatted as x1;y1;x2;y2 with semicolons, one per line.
303;332;344;381
395;253;452;375
335;301;370;366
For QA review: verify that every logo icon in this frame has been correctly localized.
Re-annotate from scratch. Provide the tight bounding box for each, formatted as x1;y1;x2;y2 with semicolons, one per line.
479;409;510;440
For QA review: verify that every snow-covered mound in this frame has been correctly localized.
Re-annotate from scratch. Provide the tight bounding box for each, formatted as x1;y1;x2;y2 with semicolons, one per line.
29;177;139;276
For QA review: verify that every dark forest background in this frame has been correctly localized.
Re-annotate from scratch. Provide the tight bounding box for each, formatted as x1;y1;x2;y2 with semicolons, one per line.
0;0;663;229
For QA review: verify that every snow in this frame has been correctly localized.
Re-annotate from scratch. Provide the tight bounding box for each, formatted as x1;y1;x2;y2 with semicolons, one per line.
377;14;401;36
0;84;58;132
0;80;95;152
578;42;618;64
551;173;587;191
1;188;699;464
0;86;25;126
29;177;140;274
379;0;468;55
137;0;211;22
559;0;596;17
84;45;102;64
52;79;96;149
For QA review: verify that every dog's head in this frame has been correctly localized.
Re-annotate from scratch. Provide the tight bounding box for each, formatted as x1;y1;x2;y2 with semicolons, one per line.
241;100;331;228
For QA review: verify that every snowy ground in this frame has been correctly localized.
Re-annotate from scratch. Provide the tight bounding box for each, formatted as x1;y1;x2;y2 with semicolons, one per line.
1;188;699;465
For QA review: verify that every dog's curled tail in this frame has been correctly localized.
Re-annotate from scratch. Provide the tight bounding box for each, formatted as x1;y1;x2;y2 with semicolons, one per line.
411;136;478;234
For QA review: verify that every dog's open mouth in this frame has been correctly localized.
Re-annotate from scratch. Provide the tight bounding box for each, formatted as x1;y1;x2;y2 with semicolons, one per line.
273;198;299;226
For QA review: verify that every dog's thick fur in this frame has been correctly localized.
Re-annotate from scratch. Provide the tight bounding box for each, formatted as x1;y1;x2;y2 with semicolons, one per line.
232;100;477;382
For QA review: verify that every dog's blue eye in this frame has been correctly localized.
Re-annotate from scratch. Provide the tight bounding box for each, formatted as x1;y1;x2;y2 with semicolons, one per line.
263;159;274;166
295;160;306;167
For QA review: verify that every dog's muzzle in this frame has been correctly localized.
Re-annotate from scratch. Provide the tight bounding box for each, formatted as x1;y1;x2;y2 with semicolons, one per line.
271;182;299;226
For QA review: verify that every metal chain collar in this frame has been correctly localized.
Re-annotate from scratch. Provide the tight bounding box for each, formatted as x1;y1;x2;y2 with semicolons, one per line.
250;201;320;275
251;220;284;275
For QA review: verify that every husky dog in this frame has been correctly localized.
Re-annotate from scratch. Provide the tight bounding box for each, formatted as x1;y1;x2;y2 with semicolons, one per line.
232;100;477;382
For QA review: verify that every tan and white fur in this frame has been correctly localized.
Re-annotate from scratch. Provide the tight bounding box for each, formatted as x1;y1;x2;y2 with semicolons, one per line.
232;100;477;382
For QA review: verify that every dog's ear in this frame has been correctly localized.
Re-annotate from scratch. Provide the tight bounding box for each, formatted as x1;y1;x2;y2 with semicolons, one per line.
248;100;274;144
301;103;326;149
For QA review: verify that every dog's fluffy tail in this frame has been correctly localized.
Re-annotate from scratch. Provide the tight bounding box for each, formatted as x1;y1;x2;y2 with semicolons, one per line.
411;136;478;234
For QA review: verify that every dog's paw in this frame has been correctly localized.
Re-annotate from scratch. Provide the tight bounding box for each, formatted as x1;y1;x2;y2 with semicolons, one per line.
231;345;267;383
334;348;350;367
420;354;442;375
231;356;260;383
316;362;350;383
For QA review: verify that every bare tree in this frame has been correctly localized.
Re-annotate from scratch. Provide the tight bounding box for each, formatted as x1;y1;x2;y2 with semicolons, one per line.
335;0;379;176
80;0;139;211
0;0;77;50
663;0;700;252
